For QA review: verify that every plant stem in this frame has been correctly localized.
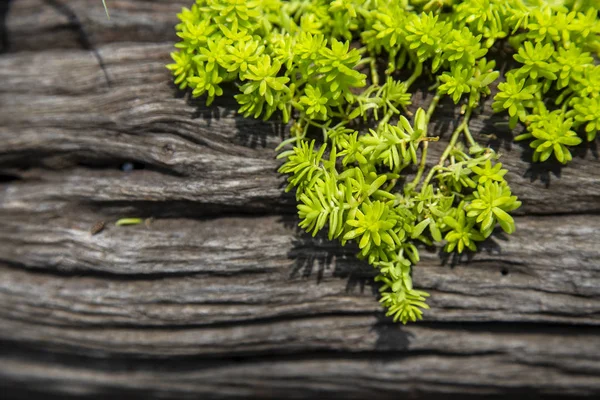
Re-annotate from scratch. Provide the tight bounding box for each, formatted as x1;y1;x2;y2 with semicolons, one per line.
426;94;440;123
411;141;428;187
102;0;110;19
421;107;473;189
463;124;476;147
410;95;440;187
379;110;394;127
370;58;379;87
308;120;329;129
437;107;472;166
356;56;379;86
355;56;372;67
405;62;423;89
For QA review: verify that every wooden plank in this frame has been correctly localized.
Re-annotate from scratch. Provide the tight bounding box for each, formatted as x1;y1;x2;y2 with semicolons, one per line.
1;331;599;398
5;0;183;52
2;0;600;398
1;44;599;216
0;215;598;329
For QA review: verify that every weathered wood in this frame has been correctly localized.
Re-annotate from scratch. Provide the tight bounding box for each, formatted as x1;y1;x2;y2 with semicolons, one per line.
0;214;598;326
1;0;600;398
5;0;183;53
1;329;600;399
1;44;599;216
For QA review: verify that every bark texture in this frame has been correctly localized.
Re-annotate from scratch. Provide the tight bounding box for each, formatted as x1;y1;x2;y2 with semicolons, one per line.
1;1;600;399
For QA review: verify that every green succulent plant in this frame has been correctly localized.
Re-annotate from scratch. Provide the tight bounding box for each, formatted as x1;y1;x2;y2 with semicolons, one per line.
166;0;598;323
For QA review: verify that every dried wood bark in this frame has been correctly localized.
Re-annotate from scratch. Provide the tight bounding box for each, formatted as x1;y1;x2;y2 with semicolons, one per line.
1;1;599;398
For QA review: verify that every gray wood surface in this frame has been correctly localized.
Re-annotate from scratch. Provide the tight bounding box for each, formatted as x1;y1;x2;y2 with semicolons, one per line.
1;1;599;398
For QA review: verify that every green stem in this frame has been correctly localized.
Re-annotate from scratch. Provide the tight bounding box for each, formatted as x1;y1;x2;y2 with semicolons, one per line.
421;108;473;189
425;94;440;123
421;166;440;191
308;120;329;129
410;95;440;188
370;58;379;87
355;56;372;67
356;55;379;86
379;110;394;127
411;141;428;187
438;107;472;166
102;0;110;19
463;125;476;148
405;62;423;89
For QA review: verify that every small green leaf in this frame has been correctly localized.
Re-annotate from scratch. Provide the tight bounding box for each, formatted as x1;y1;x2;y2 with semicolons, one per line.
102;0;110;19
493;207;513;224
414;108;426;134
367;175;387;196
411;219;431;239
429;221;442;242
116;218;143;226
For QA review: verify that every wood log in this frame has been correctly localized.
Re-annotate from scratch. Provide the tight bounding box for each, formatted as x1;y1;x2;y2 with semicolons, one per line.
1;0;599;398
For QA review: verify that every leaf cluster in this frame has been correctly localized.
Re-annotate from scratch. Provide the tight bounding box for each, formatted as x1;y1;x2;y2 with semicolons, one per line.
489;2;600;163
167;0;367;120
166;0;599;323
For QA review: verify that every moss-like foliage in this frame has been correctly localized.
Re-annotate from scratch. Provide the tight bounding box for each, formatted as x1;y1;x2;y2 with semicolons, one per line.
167;0;598;323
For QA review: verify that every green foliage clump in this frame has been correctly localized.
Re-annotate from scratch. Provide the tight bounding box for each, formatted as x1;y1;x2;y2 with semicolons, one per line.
490;1;600;164
168;0;598;323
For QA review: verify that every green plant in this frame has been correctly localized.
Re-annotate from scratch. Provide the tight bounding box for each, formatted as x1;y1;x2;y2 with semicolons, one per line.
102;0;110;19
168;0;598;323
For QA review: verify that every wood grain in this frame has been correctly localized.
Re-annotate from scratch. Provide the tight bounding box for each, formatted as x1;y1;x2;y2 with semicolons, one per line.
1;0;599;398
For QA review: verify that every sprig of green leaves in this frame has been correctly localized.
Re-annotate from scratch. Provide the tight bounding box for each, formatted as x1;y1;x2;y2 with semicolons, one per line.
166;0;600;324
